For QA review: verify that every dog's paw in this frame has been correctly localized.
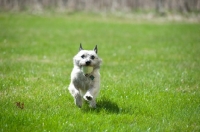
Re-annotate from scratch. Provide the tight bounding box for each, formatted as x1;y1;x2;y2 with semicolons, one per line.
84;95;93;101
86;96;92;101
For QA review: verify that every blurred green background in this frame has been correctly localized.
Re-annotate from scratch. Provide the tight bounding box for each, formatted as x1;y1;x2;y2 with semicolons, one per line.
0;1;200;131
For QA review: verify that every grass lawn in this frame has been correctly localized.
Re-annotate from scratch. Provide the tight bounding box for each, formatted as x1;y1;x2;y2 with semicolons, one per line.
0;12;200;131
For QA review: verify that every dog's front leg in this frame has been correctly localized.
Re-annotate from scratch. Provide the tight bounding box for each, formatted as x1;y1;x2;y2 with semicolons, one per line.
84;93;96;108
83;87;99;108
68;84;82;108
74;93;82;108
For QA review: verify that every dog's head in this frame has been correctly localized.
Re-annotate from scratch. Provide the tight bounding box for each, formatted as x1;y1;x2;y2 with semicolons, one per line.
73;44;102;69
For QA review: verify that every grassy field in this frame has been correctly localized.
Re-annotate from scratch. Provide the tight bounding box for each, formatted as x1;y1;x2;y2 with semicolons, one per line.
0;12;200;131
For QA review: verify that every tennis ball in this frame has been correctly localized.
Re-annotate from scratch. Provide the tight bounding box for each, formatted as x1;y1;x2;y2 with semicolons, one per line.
81;66;93;74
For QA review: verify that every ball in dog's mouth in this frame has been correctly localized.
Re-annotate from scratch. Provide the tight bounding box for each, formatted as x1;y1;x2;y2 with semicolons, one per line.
81;66;93;74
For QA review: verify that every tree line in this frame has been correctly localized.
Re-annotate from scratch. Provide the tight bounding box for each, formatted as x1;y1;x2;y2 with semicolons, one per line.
0;0;199;13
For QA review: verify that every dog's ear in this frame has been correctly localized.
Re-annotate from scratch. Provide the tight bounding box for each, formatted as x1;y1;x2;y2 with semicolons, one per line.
79;43;83;51
94;45;98;54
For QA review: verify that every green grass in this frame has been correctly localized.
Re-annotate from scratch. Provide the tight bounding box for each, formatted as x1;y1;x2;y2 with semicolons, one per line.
0;12;200;131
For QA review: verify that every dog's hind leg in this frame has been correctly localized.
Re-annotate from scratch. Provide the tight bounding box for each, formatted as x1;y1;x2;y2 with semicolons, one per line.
89;99;96;108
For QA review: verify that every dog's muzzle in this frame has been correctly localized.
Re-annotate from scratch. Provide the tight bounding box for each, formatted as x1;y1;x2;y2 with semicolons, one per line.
86;61;91;66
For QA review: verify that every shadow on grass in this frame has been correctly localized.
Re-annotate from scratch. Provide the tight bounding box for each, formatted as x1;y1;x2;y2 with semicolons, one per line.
81;99;120;114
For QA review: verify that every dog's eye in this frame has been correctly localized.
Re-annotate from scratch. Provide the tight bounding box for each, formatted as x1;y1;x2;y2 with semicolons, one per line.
91;55;95;60
81;55;85;58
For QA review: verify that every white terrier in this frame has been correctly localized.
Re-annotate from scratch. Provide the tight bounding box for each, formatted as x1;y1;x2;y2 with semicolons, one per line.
68;44;102;108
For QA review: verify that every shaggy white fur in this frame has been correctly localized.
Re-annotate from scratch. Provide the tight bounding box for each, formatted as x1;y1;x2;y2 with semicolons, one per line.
68;44;102;108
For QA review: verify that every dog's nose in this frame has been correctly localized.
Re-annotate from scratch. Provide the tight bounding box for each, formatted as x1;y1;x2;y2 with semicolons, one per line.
86;61;91;66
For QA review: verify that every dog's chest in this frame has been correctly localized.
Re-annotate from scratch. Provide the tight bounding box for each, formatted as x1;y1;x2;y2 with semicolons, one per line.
74;72;95;90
